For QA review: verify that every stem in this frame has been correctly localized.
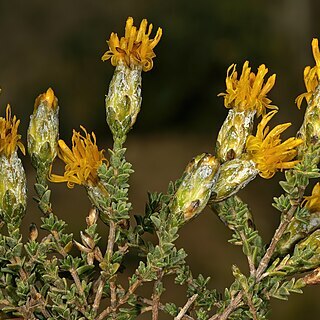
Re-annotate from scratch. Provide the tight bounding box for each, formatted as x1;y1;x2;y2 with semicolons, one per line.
152;270;163;320
239;231;256;276
52;230;87;309
96;278;143;320
174;294;198;320
208;292;243;320
110;278;117;319
255;204;298;280
138;297;195;320
93;220;117;314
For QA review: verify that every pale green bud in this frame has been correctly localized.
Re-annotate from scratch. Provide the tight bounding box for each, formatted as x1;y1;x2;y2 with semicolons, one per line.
170;153;219;222
28;88;59;172
288;229;320;273
106;63;142;138
216;109;255;163
211;158;258;202
274;211;320;257
297;84;320;159
0;151;27;225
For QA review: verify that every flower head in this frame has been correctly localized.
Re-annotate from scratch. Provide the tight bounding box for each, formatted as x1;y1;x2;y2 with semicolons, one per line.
304;182;320;213
296;38;320;109
49;126;108;188
102;17;162;72
218;61;277;116
0;105;25;158
246;110;303;178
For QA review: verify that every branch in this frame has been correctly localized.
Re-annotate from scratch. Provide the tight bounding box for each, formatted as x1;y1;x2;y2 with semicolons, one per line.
152;270;163;320
174;294;198;320
255;203;298;280
93;220;117;314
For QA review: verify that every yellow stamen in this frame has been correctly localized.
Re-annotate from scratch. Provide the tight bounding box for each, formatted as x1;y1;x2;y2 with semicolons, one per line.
34;87;58;110
246;110;303;179
304;182;320;212
102;17;162;72
0;105;25;158
49;126;108;188
296;38;320;109
218;61;277;116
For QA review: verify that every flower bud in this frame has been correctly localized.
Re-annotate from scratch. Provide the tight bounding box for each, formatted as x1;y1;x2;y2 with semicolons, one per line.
287;229;320;273
28;88;59;172
170;153;219;222
86;207;98;226
216;109;255;162
297;84;320;156
274;211;320;256
29;223;39;241
105;63;142;138
211;158;258;202
295;39;320;159
0;152;27;225
0;106;26;225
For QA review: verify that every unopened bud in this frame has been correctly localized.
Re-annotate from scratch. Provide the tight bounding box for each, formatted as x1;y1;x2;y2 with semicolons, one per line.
28;88;59;172
0;152;27;225
211;158;258;202
29;223;38;241
287;229;320;273
170;153;219;222
216;108;255;163
274;211;320;256
106;64;142;138
297;84;320;158
86;207;98;226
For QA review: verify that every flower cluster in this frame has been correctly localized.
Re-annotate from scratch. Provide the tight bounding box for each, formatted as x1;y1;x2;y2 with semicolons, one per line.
296;38;320;109
246;110;303;178
0;105;25;158
49;127;108;188
218;61;277;116
102;17;162;72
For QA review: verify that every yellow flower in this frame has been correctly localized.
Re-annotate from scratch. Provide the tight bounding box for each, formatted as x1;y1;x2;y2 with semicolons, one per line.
246;110;303;178
218;61;277;116
49;126;108;188
296;38;320;109
34;87;58;110
0;105;25;158
102;17;162;72
304;182;320;212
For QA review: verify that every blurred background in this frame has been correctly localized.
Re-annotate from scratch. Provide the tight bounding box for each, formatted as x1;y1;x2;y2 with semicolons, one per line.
0;0;320;318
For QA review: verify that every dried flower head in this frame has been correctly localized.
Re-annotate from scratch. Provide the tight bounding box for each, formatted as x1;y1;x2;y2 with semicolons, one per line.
49;126;108;188
0;105;25;158
102;17;162;72
246;110;303;179
296;38;320;109
304;182;320;213
218;61;277;116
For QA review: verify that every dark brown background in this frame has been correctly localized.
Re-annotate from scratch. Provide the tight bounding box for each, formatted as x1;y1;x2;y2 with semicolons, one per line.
0;0;320;319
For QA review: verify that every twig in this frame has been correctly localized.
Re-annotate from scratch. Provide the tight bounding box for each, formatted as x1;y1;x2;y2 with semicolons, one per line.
174;294;198;320
208;292;243;320
255;203;298;280
138;297;195;320
52;230;88;310
110;277;117;319
93;220;117;314
152;269;163;320
242;291;258;320
96;278;143;320
239;231;256;276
